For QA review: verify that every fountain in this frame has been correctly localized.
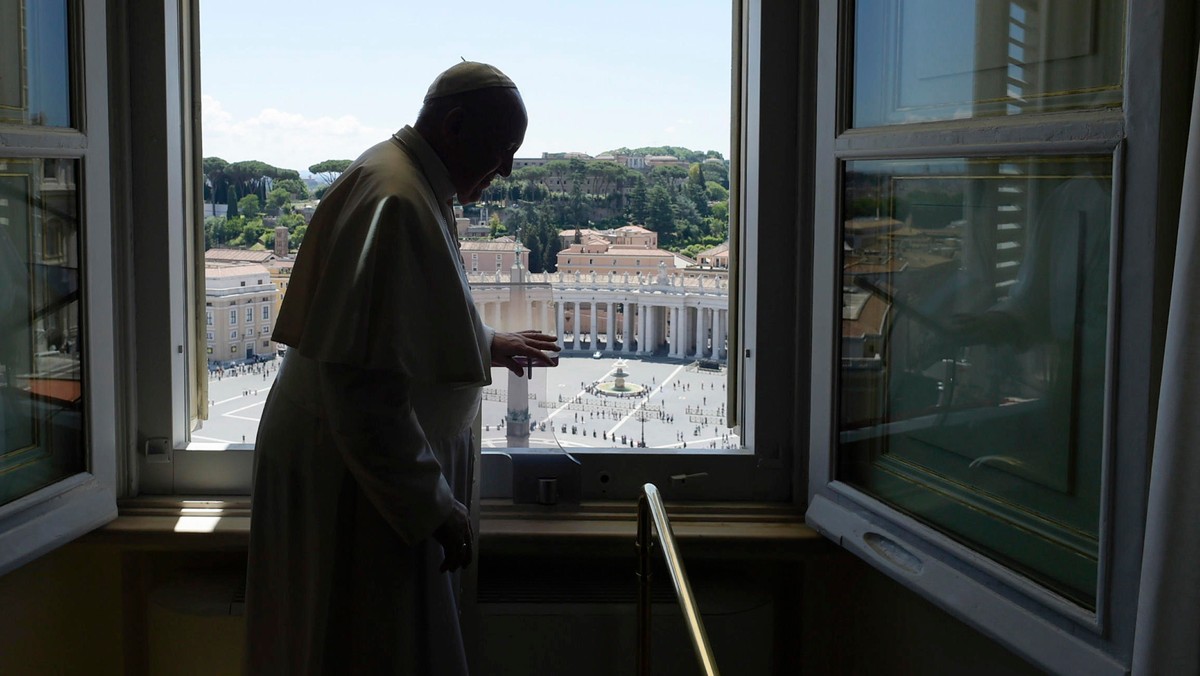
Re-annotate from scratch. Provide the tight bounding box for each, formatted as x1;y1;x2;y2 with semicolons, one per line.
595;359;647;396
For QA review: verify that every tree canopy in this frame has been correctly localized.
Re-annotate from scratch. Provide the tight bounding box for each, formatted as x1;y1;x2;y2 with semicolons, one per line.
603;146;725;164
308;159;353;185
203;157;302;206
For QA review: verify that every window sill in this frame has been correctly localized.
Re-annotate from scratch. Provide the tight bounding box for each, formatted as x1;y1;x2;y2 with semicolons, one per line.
92;497;820;557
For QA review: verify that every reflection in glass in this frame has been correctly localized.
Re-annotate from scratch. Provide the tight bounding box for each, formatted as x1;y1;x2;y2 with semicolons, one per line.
853;0;1124;128
0;158;84;505
836;156;1111;606
0;0;72;127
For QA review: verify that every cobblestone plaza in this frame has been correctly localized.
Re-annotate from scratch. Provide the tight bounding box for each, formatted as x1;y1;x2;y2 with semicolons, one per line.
195;355;738;451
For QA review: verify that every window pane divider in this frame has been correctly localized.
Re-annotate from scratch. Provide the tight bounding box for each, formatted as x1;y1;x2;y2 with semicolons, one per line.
0;130;88;153
807;494;1127;676
833;115;1124;155
834;138;1123;161
821;480;1104;630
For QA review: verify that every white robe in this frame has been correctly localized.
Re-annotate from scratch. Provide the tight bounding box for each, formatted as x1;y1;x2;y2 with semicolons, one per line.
245;127;492;675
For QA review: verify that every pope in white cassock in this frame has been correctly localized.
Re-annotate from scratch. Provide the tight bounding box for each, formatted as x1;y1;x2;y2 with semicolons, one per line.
244;62;559;675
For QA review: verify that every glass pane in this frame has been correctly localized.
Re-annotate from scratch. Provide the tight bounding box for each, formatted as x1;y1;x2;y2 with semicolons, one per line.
0;0;72;127
473;234;737;452
837;156;1111;607
852;0;1125;128
196;1;736;452
193;259;281;445
0;158;84;505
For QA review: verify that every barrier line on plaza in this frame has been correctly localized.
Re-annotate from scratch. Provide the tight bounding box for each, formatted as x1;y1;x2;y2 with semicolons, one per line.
652;435;737;450
544;364;621;422
608;364;687;438
224;395;271;417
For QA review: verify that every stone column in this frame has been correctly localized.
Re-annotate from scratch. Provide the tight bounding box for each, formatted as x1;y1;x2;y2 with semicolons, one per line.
669;306;680;358
682;306;693;358
589;301;598;349
694;306;704;357
540;301;550;335
555;301;565;349
623;302;634;353
713;309;724;359
639;304;649;355
707;308;716;359
578;301;587;348
606;302;616;352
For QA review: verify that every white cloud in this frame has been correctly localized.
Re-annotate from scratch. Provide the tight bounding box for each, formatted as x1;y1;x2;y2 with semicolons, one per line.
201;95;388;172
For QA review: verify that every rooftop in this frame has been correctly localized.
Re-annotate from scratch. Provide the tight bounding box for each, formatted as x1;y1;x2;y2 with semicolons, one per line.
205;248;276;263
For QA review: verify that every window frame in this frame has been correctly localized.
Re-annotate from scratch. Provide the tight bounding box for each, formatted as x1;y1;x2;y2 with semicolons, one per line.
804;0;1193;671
0;0;120;575
131;0;805;503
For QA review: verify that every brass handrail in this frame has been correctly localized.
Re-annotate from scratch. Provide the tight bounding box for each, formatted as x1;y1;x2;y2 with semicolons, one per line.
636;483;720;676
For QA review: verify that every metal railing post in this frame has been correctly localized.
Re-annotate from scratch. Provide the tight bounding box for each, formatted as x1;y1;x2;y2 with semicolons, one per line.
636;493;653;676
636;483;720;676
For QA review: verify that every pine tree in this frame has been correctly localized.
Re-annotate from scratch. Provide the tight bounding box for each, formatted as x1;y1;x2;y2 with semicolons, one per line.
226;185;239;219
629;181;648;224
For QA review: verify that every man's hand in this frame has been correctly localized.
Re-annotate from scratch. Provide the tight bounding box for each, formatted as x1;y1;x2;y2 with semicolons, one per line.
491;330;560;376
432;501;474;573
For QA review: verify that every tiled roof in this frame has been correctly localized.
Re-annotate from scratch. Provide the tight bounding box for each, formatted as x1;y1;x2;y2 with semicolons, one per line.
696;242;729;257
205;248;275;263
205;262;271;278
460;241;528;252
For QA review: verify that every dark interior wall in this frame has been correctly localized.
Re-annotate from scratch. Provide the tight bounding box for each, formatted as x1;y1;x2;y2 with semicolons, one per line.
0;533;1044;675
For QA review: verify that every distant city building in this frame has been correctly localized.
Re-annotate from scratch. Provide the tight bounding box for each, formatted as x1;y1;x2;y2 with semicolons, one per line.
459;240;530;274
555;224;696;279
33;159;81;363
557;224;657;250
204;248;294;322
843;215;902;250
644;155;688;168
511;158;551;170
273;226;289;258
204;249;276;265
203;262;279;364
694;241;730;269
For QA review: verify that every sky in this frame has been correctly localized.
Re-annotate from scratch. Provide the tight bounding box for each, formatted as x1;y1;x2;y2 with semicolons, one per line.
199;0;732;175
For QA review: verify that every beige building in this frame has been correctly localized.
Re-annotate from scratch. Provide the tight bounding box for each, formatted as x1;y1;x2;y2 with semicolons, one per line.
694;241;730;269
557;224;658;250
204;247;295;320
557;242;692;277
556;224;689;277
204;262;278;364
460;239;530;274
644;155;688;168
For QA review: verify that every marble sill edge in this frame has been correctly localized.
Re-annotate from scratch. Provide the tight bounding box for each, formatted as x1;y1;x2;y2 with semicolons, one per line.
84;498;818;549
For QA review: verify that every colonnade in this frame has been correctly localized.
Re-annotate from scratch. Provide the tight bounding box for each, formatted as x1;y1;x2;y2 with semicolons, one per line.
476;297;728;360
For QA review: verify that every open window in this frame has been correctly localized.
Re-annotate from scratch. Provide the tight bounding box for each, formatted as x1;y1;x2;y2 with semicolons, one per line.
0;0;119;574
128;0;804;504
806;0;1190;672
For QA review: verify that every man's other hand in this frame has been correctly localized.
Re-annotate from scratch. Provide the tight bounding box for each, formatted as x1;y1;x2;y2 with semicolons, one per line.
433;501;473;573
491;330;561;376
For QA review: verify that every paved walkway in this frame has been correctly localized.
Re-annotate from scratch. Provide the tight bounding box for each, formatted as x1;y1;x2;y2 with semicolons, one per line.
196;355;739;451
